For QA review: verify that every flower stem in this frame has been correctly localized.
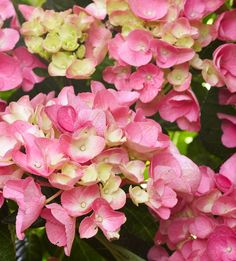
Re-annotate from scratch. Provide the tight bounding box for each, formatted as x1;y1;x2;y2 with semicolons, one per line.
45;190;62;204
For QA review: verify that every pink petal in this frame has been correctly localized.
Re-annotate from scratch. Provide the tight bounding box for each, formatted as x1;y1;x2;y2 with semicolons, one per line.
3;177;45;240
0;28;19;52
128;0;168;21
60;134;105;163
79;215;98;239
0;53;22;91
41;203;76;256
61;185;100;217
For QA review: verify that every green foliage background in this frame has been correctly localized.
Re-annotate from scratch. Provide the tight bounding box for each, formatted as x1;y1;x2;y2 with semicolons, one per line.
0;0;236;260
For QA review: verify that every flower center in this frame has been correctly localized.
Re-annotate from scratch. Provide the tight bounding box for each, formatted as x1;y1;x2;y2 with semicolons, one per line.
146;74;152;81
161;49;168;56
95;214;103;223
80;202;86;208
80;145;86;151
34;162;42;168
226;246;232;253
190;234;197;240
145;10;153;17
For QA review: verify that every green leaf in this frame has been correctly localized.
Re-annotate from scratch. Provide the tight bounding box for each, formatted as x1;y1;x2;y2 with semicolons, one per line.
33;67;49;77
0;206;15;261
0;89;17;102
43;0;91;11
14;0;46;6
122;202;157;243
62;237;106;261
0;225;15;261
168;131;197;155
187;136;222;170
25;233;44;261
199;88;236;163
109;201;158;258
96;235;146;261
16;232;44;261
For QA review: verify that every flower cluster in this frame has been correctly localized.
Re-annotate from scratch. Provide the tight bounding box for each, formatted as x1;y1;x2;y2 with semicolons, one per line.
20;4;111;79
0;0;45;92
148;153;236;261
0;0;236;259
0;82;182;255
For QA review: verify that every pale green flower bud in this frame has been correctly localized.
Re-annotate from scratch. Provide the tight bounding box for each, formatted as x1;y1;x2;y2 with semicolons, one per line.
62;40;79;52
43;32;62;53
24;36;51;60
42;10;64;31
21;18;46;36
76;45;86;59
66;58;96;79
59;23;81;41
24;36;43;53
59;23;81;51
48;52;76;76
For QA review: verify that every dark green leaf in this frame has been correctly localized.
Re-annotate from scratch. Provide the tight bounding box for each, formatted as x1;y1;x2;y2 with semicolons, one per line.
33;67;49;77
62;237;106;261
24;233;44;261
43;0;91;11
199;88;236;164
0;206;15;261
96;235;146;261
187;136;223;170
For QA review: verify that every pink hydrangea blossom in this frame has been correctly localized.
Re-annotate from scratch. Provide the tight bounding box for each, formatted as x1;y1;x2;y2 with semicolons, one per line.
128;0;168;21
124;119;169;156
85;24;112;65
41;203;76;256
167;63;192;92
196;166;215;195
147;179;178;220
150;151;201;194
100;175;126;210
3;177;45;240
217;113;236;148
112;30;153;67
148;245;169;261
0;0;16;21
215;9;236;41
184;0;225;20
213;44;236;93
85;0;107;20
207;226;236;261
13;47;46;92
13;134;67;177
219;153;236;186
60;132;106;164
61;184;100;216
158;90;201;132
202;59;224;87
0;165;23;189
0;53;22;91
79;198;126;240
103;64;131;91
0;28;19;52
151;39;195;69
219;89;236;106
129;64;164;103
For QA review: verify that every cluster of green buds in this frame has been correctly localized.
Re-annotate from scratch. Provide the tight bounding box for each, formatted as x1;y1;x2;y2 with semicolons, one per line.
20;7;99;79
